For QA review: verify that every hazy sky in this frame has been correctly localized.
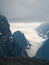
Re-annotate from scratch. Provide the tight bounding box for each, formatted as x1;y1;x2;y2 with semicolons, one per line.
0;0;49;21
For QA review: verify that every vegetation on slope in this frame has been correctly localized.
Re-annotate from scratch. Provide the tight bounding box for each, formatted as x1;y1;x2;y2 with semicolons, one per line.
0;56;49;65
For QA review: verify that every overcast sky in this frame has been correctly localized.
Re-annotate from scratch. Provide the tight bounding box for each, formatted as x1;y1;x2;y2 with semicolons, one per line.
0;0;49;21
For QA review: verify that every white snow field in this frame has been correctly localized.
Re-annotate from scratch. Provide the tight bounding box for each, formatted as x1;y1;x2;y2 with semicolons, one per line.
10;22;46;57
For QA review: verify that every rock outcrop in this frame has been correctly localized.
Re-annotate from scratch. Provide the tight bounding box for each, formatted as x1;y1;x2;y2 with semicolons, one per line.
35;38;49;60
0;15;27;57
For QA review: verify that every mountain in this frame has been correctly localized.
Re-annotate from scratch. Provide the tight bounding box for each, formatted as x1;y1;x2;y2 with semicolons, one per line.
0;15;11;37
35;23;49;38
13;31;31;57
34;23;49;60
35;38;49;60
0;15;27;57
0;15;49;61
13;31;31;50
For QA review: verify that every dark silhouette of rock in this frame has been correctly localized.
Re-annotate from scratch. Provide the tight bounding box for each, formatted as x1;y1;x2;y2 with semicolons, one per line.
35;23;49;60
35;38;49;60
13;31;31;50
35;23;49;38
0;15;15;57
0;15;12;43
0;15;27;57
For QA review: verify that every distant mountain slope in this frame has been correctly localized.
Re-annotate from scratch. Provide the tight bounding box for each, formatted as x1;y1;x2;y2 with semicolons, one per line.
35;23;49;38
35;38;49;60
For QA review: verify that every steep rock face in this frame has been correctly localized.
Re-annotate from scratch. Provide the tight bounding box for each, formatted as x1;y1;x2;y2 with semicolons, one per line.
0;15;26;57
13;31;29;57
13;31;29;49
35;23;49;60
35;38;49;60
0;15;13;56
0;15;12;43
0;15;11;37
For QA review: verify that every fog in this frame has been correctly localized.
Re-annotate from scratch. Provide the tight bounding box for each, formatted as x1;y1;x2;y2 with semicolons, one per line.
10;22;46;57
